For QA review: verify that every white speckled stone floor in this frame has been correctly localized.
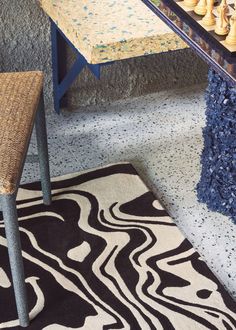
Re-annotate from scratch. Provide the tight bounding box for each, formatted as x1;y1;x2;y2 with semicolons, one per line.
23;83;236;300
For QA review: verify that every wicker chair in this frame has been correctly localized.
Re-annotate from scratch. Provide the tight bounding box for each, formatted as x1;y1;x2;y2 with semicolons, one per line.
0;71;51;327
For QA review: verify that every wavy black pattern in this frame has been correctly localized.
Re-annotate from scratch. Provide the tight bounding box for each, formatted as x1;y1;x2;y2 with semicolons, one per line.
0;163;235;329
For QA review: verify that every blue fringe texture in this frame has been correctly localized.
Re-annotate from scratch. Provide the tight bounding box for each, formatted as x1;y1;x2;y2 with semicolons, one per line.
197;68;236;223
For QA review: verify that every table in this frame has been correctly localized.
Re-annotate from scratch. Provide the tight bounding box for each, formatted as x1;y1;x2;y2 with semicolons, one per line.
143;0;236;222
40;0;186;113
40;0;236;221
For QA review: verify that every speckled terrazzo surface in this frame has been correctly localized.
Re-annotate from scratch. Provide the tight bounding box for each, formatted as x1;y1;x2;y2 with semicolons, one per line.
40;0;187;64
23;84;236;301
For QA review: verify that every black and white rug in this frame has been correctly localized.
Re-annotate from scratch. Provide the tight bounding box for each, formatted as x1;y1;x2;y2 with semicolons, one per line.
0;163;235;329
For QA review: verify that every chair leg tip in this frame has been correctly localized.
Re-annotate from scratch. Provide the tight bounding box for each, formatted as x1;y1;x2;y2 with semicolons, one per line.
43;197;52;206
19;319;30;328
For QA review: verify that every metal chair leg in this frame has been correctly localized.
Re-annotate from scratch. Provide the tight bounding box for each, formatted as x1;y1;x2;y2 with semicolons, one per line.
2;194;29;327
35;93;52;205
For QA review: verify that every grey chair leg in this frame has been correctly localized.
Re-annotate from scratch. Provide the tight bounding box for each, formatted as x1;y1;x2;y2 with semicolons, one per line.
35;93;51;205
2;194;29;327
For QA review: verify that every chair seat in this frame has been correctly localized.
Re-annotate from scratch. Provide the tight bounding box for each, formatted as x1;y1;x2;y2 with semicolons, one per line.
0;71;43;195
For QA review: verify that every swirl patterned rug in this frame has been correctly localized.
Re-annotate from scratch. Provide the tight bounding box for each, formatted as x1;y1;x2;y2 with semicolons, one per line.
0;163;235;329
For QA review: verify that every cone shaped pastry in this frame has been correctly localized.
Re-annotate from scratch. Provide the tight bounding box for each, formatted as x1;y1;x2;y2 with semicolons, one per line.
226;13;236;45
202;0;215;26
184;0;198;7
194;0;207;15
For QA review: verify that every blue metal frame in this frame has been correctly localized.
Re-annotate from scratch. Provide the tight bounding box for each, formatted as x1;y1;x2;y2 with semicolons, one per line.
51;21;112;113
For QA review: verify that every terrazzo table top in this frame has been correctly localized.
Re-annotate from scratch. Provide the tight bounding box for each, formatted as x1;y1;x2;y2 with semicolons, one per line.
40;0;187;64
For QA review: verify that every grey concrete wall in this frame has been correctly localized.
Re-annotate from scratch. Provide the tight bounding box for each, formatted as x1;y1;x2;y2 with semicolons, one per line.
0;0;208;111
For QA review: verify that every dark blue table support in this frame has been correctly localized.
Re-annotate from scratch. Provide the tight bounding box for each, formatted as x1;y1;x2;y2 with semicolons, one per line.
142;0;236;222
51;21;105;114
197;68;236;223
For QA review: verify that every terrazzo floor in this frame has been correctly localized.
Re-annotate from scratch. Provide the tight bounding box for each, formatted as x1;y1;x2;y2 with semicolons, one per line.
23;83;236;301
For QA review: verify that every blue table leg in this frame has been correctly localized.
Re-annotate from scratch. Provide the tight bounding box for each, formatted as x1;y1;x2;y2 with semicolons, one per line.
51;21;73;113
197;68;236;223
51;21;61;114
50;21;104;114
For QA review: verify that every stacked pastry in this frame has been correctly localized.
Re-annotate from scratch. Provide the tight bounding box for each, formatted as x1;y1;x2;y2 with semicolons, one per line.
185;0;236;44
